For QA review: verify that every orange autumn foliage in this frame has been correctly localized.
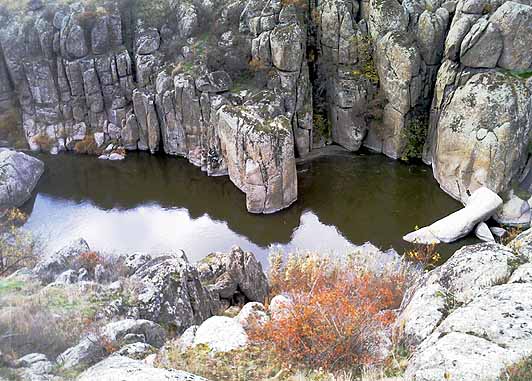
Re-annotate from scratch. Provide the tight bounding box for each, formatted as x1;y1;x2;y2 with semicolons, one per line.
252;252;410;371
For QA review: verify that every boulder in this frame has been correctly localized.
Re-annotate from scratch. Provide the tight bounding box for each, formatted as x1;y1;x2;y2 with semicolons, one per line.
217;95;297;214
235;302;269;329
474;222;495;242
493;191;532;227
405;283;532;381
429;70;531;203
193;316;248;352
0;150;44;209
77;355;209;381
197;246;268;304
395;242;522;348
15;353;48;368
403;187;502;244
127;252;218;332
57;334;106;370
269;294;293;320
33;238;90;283
101;319;166;348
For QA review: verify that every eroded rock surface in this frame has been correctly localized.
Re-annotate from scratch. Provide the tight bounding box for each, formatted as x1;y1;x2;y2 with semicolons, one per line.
0;150;44;210
398;234;532;381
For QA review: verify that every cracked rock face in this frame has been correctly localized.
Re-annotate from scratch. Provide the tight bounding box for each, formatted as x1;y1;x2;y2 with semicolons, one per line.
424;0;532;203
0;0;530;213
397;235;532;381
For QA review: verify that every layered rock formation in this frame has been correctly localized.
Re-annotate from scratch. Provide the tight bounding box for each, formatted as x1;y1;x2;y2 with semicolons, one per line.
0;0;530;213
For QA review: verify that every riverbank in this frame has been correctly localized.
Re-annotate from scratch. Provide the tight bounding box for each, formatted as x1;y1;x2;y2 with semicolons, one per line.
1;229;532;380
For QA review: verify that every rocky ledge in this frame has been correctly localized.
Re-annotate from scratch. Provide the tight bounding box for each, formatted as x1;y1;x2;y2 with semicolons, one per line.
396;229;532;380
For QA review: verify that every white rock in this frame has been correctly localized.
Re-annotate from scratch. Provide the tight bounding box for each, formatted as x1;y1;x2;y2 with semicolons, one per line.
98;154;109;160
494;191;531;227
403;187;502;244
509;263;532;283
193;316;248;352
77;355;208;381
108;153;125;161
235;302;269;330
269;294;293;320
474;222;495;242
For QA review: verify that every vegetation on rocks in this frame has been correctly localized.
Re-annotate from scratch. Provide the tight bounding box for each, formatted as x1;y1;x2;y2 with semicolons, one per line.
0;209;38;276
400;115;429;162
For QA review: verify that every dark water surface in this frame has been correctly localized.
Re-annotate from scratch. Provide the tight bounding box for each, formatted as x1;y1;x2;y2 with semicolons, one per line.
21;151;472;265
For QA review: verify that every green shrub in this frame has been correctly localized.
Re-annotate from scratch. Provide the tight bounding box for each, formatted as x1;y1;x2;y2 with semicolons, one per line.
313;113;331;140
401;115;429;161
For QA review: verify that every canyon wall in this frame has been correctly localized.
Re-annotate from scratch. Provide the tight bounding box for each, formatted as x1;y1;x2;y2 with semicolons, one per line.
0;0;530;213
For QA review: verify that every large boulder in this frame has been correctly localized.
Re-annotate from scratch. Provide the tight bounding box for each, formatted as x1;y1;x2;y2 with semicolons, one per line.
428;69;531;203
197;246;269;304
126;252;218;332
101;319;166;348
395;242;524;348
403;187;502;244
217;92;298;214
405;283;532;381
0;150;44;210
77;355;208;381
192;316;248;352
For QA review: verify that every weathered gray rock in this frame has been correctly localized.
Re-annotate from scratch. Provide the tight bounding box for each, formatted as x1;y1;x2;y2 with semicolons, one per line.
490;1;532;70
460;19;503;68
0;150;44;209
193;316;248;352
77;355;209;381
127;252;218;332
34;238;90;283
57;334;106;370
403;187;502;244
429;71;531;203
197;246;268;303
195;72;232;93
395;242;522;348
217;94;297;214
494;191;532;227
135;28;160;55
235;302;269;329
405;284;532;381
101;319;165;348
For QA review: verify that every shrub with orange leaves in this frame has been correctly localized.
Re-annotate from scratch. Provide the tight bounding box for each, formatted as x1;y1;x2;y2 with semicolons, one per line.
75;251;103;273
252;252;411;372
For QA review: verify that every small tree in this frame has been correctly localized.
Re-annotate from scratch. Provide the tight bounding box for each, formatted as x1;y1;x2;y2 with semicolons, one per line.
0;209;38;276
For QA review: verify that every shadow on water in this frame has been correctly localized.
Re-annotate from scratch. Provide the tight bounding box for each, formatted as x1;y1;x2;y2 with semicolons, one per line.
21;150;476;263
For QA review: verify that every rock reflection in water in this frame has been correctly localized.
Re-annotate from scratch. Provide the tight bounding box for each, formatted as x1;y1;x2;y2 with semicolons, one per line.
21;151;469;265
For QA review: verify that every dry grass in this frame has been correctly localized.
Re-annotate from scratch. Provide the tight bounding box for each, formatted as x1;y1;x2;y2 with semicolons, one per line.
0;277;107;359
73;135;100;155
32;134;54;152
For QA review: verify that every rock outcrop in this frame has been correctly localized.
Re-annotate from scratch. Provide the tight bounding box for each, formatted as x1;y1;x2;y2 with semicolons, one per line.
0;150;44;210
77;354;208;381
396;234;532;381
197;246;269;305
424;0;532;203
0;0;530;213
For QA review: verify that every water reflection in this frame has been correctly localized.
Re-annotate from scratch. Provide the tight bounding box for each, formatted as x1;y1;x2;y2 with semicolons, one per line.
21;151;471;265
